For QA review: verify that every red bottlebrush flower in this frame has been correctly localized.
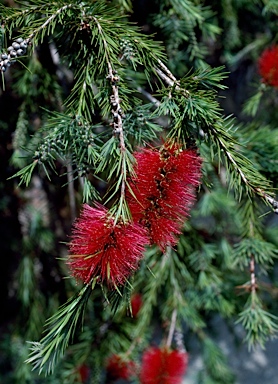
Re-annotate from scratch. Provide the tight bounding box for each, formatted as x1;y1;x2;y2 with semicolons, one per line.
127;141;202;250
140;347;188;384
77;364;90;383
258;45;278;87
130;293;143;318
68;204;148;287
106;354;136;381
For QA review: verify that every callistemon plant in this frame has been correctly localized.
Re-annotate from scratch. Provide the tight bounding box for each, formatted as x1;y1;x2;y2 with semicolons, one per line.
140;346;189;384
127;141;202;250
68;204;148;287
258;45;278;87
3;1;278;383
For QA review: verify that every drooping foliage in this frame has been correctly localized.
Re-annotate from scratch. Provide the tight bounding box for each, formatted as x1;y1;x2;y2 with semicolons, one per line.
0;1;278;383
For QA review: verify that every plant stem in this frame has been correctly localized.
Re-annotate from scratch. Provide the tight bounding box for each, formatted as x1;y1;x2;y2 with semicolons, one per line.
93;16;127;207
166;308;177;348
27;4;73;42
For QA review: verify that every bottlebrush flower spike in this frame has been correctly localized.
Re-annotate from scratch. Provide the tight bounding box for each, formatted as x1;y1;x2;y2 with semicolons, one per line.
258;45;278;87
127;141;202;250
77;364;90;383
106;354;136;381
130;293;143;318
140;347;189;384
68;204;148;287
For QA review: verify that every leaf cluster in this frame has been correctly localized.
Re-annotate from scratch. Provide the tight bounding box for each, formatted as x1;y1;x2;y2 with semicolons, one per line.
26;283;93;375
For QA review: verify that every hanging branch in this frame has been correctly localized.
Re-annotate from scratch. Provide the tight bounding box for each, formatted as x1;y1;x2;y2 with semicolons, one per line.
166;308;177;348
26;282;93;375
26;4;74;43
157;59;178;82
174;329;186;353
256;188;278;214
154;66;275;207
155;60;189;97
1;4;74;75
249;254;257;295
150;60;275;209
93;16;128;219
137;86;161;107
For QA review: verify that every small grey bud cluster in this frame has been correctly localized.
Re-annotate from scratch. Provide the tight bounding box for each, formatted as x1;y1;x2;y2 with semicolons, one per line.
77;164;90;177
119;39;135;61
32;121;95;164
33;128;65;163
0;37;29;73
79;125;95;146
33;138;59;163
137;112;146;124
75;118;95;146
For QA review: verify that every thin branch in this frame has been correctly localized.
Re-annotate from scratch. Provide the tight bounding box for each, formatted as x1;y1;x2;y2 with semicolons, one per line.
166;308;177;348
93;16;127;205
256;188;278;214
27;4;74;42
174;329;186;352
250;254;257;296
1;4;74;74
249;222;257;296
155;62;189;97
137;86;161;107
157;59;177;82
210;126;249;186
155;67;177;87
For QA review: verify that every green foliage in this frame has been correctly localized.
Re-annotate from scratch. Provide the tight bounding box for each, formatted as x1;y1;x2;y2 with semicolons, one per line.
26;283;93;375
199;336;235;383
233;238;278;271
237;293;278;349
1;0;278;383
152;0;221;72
262;0;278;15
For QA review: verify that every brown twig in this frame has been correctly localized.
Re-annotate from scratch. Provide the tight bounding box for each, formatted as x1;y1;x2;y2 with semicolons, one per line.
93;17;126;205
155;60;190;97
174;329;186;352
250;254;257;295
256;188;278;214
27;4;73;42
166;308;177;348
